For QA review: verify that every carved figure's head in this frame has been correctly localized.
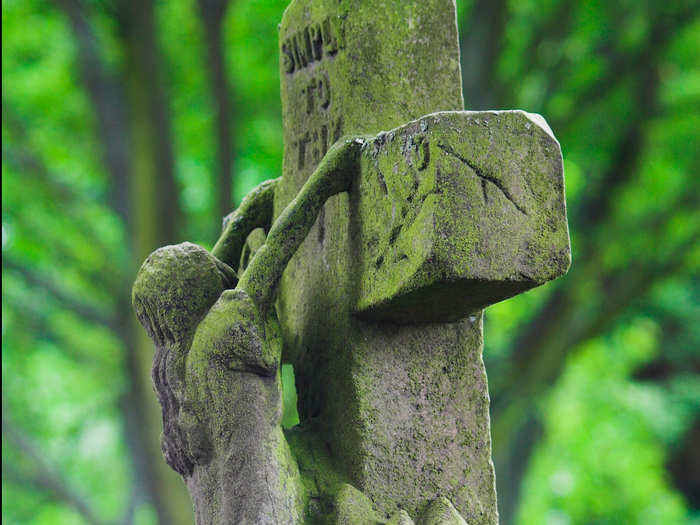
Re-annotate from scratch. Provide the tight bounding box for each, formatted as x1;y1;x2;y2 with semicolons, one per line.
132;242;235;350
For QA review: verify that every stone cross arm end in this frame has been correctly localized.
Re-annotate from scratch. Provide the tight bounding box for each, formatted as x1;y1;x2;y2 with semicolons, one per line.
353;110;571;323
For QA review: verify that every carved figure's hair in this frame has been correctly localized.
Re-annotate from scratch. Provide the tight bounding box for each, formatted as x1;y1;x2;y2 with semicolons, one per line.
132;242;235;349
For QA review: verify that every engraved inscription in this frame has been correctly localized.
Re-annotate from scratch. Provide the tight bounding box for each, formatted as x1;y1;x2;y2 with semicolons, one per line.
294;117;343;169
282;16;346;74
302;73;331;114
284;12;346;171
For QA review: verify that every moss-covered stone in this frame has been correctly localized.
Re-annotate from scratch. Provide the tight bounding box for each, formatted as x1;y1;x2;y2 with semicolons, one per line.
132;138;365;524
333;483;384;524
132;0;572;522
276;1;501;523
387;510;415;525
274;0;570;523
420;498;468;525
353;110;570;323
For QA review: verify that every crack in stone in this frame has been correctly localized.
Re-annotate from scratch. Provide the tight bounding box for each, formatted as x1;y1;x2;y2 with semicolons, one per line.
481;178;488;204
437;142;528;215
265;469;279;525
375;163;388;195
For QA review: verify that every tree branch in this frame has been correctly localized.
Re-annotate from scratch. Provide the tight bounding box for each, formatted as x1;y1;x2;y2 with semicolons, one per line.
490;11;697;510
572;70;660;243
2;295;100;365
2;103;117;258
492;225;699;524
551;3;700;132
2;256;118;333
492;61;662;411
2;415;108;525
51;0;131;223
9;223;121;293
510;0;577;86
2;100;93;204
1;147;78;203
494;200;699;422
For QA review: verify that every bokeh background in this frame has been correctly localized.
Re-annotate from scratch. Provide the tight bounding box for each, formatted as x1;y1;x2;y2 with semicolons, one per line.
2;0;699;523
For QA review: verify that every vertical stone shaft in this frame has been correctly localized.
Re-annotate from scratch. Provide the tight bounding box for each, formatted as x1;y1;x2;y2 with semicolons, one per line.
276;1;497;522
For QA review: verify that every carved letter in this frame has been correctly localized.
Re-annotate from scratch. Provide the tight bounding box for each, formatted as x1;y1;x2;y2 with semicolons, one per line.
309;23;323;61
304;78;317;114
321;124;329;156
296;133;311;169
282;39;295;74
311;129;321;164
290;34;301;71
331;16;346;50
295;28;312;68
318;74;331;109
330;116;343;142
321;17;338;55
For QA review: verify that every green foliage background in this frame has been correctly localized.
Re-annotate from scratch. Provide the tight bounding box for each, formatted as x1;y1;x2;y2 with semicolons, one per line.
2;0;698;524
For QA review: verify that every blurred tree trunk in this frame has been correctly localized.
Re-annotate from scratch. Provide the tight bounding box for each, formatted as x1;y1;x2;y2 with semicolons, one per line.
459;0;507;109
52;0;191;522
196;0;236;226
118;0;192;523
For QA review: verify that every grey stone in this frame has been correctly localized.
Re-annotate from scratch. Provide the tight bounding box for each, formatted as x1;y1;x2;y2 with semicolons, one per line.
421;498;469;525
132;0;571;523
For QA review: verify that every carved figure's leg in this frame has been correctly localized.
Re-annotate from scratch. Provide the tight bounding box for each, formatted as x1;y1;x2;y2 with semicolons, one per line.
185;289;302;524
419;498;468;525
388;510;416;525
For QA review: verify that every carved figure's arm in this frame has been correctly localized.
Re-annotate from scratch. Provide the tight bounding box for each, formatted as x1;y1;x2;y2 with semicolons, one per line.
238;137;365;312
211;177;279;271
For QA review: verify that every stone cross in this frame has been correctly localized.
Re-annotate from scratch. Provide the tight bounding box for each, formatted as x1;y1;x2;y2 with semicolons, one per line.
273;1;569;523
132;1;570;523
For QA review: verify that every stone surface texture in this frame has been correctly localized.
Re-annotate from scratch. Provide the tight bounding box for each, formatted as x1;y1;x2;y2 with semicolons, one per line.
277;1;494;523
354;111;569;323
131;0;571;523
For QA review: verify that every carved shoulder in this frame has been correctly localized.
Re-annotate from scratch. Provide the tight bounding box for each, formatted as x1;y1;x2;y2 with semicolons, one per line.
188;289;281;377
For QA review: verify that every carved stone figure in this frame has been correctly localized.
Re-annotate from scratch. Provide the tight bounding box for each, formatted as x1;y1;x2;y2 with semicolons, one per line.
134;140;363;523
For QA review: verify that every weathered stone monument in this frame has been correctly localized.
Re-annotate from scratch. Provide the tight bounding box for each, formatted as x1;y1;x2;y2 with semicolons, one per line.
132;1;570;523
